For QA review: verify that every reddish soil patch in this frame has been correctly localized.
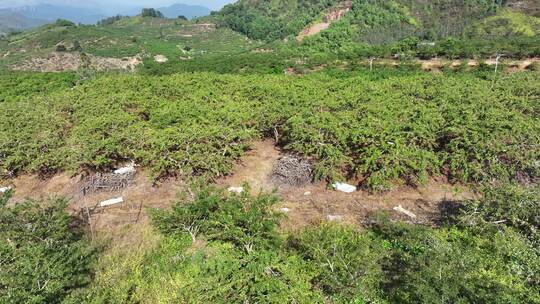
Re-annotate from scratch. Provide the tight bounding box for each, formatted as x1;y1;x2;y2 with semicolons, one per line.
11;52;141;72
218;139;281;192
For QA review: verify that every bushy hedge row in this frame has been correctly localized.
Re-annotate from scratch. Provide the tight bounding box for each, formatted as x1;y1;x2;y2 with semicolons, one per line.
1;71;538;190
73;186;540;303
0;71;77;103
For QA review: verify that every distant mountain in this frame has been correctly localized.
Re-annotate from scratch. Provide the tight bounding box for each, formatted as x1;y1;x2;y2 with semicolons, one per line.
158;3;211;19
0;10;48;34
121;3;211;19
4;4;106;24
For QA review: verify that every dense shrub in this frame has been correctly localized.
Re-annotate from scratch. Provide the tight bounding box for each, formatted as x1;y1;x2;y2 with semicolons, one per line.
0;192;96;303
287;224;387;303
0;72;537;190
140;8;164;18
79;187;540;303
373;220;540;303
151;186;282;252
458;184;540;246
0;72;77;103
54;19;76;27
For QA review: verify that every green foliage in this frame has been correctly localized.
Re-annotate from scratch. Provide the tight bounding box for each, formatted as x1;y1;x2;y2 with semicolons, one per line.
373;220;540;303
140;52;289;75
0;193;96;303
151;186;282;252
470;9;540;38
0;71;77;102
1;72;538;190
140;8;164;18
54;19;76;27
80;188;540;303
458;184;540;246
217;0;340;40
288;224;387;303
218;0;500;43
97;15;126;26
282;72;539;188
0;15;257;70
79;189;321;303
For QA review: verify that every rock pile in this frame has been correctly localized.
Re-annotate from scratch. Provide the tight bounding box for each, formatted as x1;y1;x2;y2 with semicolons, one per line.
270;155;313;186
80;172;134;195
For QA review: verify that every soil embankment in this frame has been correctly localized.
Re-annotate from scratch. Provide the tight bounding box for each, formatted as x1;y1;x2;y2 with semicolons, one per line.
297;1;353;41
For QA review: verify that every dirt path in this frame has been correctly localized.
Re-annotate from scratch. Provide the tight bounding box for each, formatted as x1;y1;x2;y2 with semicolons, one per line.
3;171;184;231
218;140;477;230
3;140;477;232
297;1;353;41
217;139;281;192
419;57;540;72
286;57;540;75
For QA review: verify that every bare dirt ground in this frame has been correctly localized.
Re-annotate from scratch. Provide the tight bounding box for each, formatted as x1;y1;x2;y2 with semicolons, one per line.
218;140;477;230
419;57;540;72
11;52;141;72
286;57;539;75
3;140;477;233
297;1;353;41
4;171;184;231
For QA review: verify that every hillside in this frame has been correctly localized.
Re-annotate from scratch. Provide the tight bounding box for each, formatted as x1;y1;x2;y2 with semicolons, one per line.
1;69;539;303
0;0;540;302
217;0;499;40
0;16;259;72
217;0;540;59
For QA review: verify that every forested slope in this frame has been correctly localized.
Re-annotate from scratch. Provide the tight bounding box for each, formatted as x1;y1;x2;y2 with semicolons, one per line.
217;0;501;40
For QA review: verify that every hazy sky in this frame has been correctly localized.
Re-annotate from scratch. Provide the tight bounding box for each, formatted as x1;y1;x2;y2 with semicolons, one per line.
0;0;235;10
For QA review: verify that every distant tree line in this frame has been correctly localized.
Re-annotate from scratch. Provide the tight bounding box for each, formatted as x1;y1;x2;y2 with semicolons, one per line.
97;15;127;26
141;8;164;18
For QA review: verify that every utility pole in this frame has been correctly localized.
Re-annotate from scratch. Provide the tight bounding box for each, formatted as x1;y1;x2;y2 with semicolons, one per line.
369;57;377;71
494;53;503;74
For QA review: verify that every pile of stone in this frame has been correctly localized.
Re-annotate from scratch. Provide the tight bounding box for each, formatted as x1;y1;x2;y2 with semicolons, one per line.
270;155;313;186
80;170;134;195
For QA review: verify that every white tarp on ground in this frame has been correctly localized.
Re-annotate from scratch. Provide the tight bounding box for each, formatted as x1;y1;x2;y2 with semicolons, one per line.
114;165;136;175
0;186;12;193
332;182;356;193
228;187;244;194
326;215;343;221
100;197;124;207
154;55;168;63
393;205;417;219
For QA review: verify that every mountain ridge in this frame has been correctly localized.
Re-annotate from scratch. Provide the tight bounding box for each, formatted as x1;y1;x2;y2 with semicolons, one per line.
0;2;213;31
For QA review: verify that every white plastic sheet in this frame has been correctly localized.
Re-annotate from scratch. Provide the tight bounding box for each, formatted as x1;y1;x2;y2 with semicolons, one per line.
100;197;124;207
228;187;244;194
114;165;136;175
393;205;417;219
332;182;356;193
326;215;343;221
